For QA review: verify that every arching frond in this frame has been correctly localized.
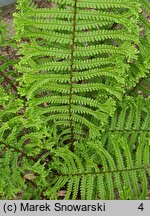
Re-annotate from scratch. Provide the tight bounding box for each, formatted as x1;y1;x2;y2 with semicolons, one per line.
45;137;150;200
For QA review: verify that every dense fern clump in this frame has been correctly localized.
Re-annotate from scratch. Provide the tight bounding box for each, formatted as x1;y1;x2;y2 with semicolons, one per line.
0;0;150;199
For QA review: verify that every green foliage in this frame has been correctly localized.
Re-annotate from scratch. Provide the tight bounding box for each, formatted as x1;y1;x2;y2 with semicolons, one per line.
0;19;18;93
45;137;149;200
0;0;150;199
127;0;150;94
14;0;141;141
102;96;150;149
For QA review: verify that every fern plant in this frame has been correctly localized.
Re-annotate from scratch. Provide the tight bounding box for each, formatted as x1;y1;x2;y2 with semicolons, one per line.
127;0;150;95
0;0;149;199
14;0;141;142
0;14;48;196
45;136;150;200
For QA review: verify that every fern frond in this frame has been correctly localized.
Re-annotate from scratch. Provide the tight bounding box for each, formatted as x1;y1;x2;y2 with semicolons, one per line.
102;97;150;149
125;0;150;90
14;0;140;142
0;24;18;93
0;149;25;199
141;0;150;14
0;90;54;199
45;137;150;200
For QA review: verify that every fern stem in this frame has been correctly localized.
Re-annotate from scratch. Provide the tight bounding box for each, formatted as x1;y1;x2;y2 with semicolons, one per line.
3;143;37;161
55;165;150;177
1;142;48;162
68;0;77;145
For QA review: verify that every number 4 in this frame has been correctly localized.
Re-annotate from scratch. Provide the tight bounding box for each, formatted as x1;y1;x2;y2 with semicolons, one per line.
138;203;144;211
